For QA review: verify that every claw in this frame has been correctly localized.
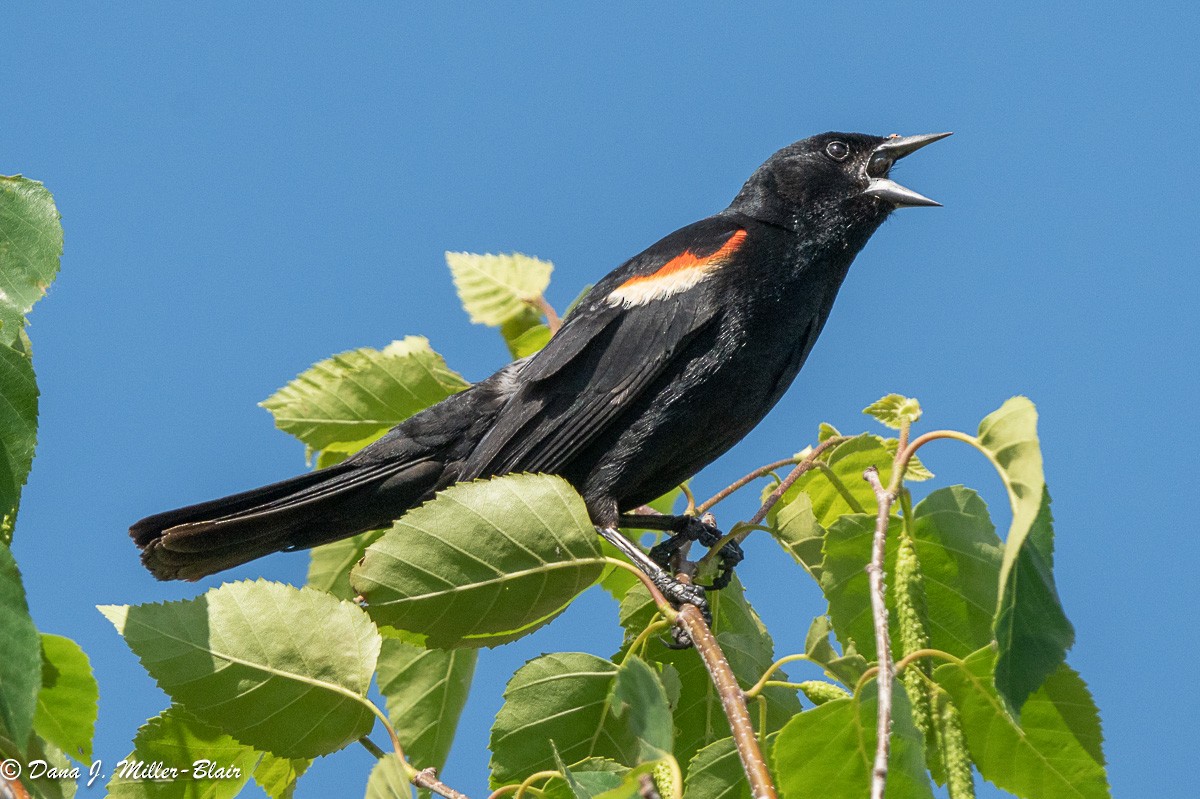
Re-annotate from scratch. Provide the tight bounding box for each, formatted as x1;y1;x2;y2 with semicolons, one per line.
707;538;744;591
646;515;744;592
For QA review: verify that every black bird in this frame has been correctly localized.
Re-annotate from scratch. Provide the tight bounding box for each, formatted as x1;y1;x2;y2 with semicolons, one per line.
132;131;948;607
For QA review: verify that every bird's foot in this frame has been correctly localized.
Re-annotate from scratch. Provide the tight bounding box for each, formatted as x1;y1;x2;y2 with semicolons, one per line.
644;514;744;591
593;524;710;648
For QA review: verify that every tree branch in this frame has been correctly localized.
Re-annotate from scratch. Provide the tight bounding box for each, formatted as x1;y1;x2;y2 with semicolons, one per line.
414;767;473;799
676;593;777;799
863;465;897;799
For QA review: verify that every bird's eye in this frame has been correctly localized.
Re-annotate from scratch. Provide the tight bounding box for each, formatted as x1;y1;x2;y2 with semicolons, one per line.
825;141;850;161
867;152;893;177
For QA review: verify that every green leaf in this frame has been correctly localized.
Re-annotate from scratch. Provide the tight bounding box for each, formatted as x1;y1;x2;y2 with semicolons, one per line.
21;735;78;799
307;529;385;601
0;343;38;545
976;397;1074;712
818;488;1004;664
770;490;824;579
0;176;62;346
768;435;894;529
935;647;1110;799
592;760;674;799
0;541;39;754
803;616;868;688
352;474;606;648
499;307;553;358
363;753;410;799
507;323;553;358
909;487;1003;655
863;394;923;429
817;513;900;661
260;336;468;454
564;284;593;316
376;632;477;772
252;753;309;799
609;656;673;761
33;634;98;762
106;706;258;799
817;422;841;442
617;578;800;773
99;580;381;759
488;653;636;786
445;251;553;326
684;734;778;799
773;682;934;799
543;753;627;799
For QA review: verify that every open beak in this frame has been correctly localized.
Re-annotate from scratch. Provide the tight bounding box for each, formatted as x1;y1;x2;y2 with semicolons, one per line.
861;132;952;208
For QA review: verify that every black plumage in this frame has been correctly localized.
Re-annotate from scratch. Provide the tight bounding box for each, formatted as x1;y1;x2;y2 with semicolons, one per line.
132;131;947;581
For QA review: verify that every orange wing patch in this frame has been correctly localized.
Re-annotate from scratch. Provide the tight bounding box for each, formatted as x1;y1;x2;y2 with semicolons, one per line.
607;229;747;308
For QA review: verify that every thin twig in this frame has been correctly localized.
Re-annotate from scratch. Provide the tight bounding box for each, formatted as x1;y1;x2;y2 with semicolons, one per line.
863;465;897;799
528;295;562;334
896;429;979;476
743;653;815;699
357;735;387;759
370;700;473;799
680;482;698;515
694;438;848;572
747;436;847;528
697;457;806;514
676;593;777;799
893;648;959;674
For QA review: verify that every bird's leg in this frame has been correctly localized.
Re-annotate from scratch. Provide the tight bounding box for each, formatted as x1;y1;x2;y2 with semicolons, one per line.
594;526;710;633
620;512;744;590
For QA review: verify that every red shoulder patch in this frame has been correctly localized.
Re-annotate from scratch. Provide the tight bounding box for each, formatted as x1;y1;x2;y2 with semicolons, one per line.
608;229;747;307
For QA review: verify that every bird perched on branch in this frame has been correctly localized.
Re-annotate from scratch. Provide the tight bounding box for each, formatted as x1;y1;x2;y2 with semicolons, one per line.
132;131;948;613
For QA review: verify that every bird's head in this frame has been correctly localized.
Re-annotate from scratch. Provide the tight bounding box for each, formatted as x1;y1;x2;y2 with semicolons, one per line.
731;131;950;230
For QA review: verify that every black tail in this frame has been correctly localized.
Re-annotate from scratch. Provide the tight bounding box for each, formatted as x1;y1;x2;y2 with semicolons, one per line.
131;456;445;581
131;358;525;581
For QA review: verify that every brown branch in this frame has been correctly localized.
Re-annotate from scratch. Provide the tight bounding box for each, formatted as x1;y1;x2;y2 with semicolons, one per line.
414;767;473;799
676;590;777;799
863;466;897;799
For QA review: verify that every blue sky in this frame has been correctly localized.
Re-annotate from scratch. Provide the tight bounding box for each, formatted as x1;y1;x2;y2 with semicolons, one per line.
3;3;1196;797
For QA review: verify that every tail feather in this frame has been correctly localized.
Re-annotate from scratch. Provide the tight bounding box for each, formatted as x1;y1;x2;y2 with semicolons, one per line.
132;458;443;581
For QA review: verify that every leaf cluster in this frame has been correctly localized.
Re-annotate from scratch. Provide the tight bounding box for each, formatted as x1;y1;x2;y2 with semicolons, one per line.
0;177;101;799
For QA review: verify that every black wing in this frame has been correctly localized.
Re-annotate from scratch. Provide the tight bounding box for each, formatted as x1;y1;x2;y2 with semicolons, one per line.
461;214;749;479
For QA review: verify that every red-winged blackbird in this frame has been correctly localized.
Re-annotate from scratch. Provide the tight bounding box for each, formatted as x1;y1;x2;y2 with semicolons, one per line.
132;131;948;602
